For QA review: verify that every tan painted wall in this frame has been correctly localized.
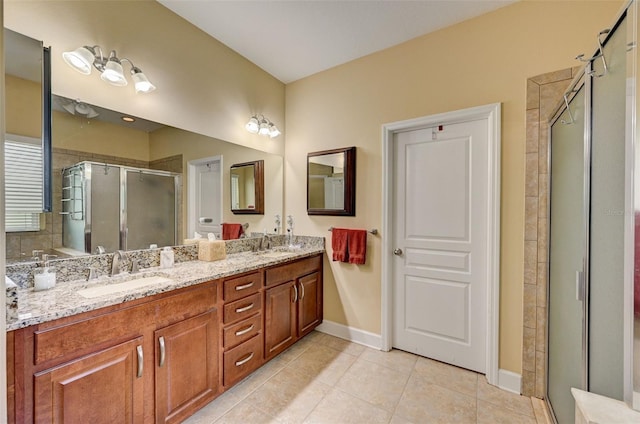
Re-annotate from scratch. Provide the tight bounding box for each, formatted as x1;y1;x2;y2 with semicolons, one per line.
284;0;623;373
149;127;283;237
53;110;150;161
5;75;40;138
5;0;285;156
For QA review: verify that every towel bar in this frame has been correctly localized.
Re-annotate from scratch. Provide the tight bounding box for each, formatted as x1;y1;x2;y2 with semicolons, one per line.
328;227;377;235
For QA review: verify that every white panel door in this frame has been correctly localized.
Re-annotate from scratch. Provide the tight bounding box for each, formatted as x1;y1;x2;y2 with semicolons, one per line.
393;119;488;373
194;160;221;237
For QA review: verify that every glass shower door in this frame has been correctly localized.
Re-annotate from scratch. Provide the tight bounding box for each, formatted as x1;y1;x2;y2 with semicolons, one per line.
548;84;587;424
124;169;177;250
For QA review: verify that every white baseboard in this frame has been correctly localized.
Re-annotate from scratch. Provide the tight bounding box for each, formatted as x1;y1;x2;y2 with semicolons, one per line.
498;369;522;394
316;320;382;350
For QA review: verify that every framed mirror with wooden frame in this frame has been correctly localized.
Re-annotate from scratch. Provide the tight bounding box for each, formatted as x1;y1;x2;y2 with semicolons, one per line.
307;147;356;216
230;160;264;214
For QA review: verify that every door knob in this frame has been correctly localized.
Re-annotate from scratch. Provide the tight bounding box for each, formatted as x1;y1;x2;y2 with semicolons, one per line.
393;248;403;256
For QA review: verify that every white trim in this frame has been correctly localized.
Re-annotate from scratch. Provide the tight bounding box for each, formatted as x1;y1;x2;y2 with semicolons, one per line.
315;320;382;350
498;369;522;395
187;155;223;238
381;103;501;385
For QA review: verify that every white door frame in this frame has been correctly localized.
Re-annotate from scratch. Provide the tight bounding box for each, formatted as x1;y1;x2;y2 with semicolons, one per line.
381;103;501;386
187;155;223;237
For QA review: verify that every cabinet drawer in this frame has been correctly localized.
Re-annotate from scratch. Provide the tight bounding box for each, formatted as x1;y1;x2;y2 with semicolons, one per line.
265;255;322;287
223;313;262;350
223;334;263;387
223;272;262;302
223;293;262;324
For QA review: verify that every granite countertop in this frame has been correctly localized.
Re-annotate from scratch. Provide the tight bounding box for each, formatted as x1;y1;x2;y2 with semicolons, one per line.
7;247;324;331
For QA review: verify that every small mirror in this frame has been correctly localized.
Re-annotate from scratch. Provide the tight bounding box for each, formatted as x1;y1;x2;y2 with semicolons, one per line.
230;160;264;214
307;146;356;216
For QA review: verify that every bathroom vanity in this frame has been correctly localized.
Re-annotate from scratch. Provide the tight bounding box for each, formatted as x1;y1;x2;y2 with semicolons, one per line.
5;244;324;423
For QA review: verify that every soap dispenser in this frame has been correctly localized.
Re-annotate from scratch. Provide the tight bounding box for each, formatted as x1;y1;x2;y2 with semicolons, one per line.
160;246;175;269
34;253;57;291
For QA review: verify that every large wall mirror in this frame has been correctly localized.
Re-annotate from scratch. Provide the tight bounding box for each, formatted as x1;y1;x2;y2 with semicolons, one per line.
230;160;264;214
307;146;356;216
5;87;283;261
4;28;52;229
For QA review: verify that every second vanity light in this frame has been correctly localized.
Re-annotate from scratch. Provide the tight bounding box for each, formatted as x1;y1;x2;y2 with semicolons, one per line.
62;45;156;94
245;115;281;138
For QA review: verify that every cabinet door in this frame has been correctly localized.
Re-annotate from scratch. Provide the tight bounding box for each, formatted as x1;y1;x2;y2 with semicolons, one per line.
264;281;297;360
155;310;219;424
34;337;144;424
298;272;322;337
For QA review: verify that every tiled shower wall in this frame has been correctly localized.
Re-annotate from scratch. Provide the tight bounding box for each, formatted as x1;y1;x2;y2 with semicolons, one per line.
5;149;183;260
522;67;580;398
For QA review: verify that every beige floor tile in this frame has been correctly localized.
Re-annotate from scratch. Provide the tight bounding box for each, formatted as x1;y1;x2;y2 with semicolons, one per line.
303;388;391;424
477;376;534;417
247;366;332;423
276;339;314;364
228;358;286;399
214;399;281;424
359;348;418;374
531;397;552;424
320;334;366;357
287;345;357;386
389;414;416;424
413;357;478;398
335;356;410;412
477;399;537;424
184;391;242;424
395;373;476;424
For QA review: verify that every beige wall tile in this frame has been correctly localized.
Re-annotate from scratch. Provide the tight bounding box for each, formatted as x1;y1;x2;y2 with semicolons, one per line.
526;153;539;196
522;326;536;372
523;283;537;329
522;370;535;397
536;307;547;352
525;197;539;241
540;79;572;121
535;350;545;398
530;68;573;85
536;263;547;308
527;80;540;110
526;109;540;153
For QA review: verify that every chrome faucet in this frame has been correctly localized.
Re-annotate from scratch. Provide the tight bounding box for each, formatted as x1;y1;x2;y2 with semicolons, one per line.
111;250;127;276
260;234;272;251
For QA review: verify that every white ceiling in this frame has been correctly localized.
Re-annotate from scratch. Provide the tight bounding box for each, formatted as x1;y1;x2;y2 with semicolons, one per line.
158;0;515;83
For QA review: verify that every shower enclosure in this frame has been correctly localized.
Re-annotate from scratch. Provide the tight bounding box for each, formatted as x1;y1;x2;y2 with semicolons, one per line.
547;6;630;423
62;161;181;253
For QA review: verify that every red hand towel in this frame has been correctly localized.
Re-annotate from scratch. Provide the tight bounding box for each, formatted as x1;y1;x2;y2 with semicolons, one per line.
331;228;349;262
222;223;243;240
348;229;367;265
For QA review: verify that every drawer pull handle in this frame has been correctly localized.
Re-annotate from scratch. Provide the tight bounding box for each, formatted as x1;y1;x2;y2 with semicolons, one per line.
235;303;254;313
136;345;143;378
300;282;305;300
159;336;166;368
235;324;255;336
235;282;255;291
235;352;254;367
293;284;298;303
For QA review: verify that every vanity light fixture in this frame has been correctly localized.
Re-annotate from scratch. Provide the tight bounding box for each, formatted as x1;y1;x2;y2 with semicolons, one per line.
61;99;99;118
245;115;281;138
62;45;156;93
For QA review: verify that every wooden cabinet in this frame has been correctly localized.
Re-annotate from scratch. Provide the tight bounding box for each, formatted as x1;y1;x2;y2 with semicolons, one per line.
9;282;218;424
34;337;144;423
264;281;298;359
264;255;323;360
155;311;218;424
221;271;264;388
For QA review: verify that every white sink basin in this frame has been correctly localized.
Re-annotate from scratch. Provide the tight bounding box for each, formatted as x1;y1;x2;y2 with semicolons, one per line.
257;250;296;259
77;275;173;299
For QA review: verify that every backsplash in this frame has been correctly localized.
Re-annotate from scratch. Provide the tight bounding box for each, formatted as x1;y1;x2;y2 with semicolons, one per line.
5;235;324;289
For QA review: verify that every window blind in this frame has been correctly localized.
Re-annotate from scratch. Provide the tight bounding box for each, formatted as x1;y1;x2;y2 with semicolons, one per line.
5;135;43;232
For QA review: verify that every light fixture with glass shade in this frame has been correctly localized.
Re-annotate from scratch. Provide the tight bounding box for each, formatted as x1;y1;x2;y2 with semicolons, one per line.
245;114;281;138
62;45;156;93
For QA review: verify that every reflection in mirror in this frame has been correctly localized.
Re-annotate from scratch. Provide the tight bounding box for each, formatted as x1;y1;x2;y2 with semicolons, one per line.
4;28;51;233
5;93;283;261
307;147;356;216
230;160;264;214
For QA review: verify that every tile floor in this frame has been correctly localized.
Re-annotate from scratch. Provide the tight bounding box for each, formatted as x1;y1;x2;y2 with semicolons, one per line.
185;331;551;424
